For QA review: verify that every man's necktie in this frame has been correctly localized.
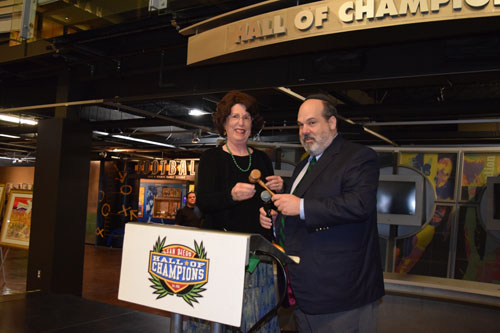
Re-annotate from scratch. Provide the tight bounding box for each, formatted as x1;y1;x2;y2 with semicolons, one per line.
307;155;317;172
277;156;316;248
277;156;316;307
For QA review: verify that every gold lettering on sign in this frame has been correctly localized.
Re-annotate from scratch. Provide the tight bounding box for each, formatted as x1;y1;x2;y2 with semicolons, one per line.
135;159;198;177
315;6;329;27
376;0;399;18
151;160;160;175
399;0;429;15
179;160;187;176
189;160;196;175
261;17;273;35
274;15;286;34
356;0;376;21
295;10;314;30
246;20;262;40
160;160;167;175
465;0;489;6
339;2;355;22
234;15;286;44
168;160;177;175
431;0;450;12
143;160;151;175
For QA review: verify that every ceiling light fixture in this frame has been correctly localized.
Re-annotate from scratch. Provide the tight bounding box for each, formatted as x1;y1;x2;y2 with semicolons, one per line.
189;109;210;116
276;87;306;101
0;156;36;162
0;134;21;139
111;135;176;148
0;114;38;126
93;130;110;136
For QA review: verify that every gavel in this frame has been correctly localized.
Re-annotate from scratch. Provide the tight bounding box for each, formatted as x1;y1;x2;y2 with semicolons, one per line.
248;169;275;196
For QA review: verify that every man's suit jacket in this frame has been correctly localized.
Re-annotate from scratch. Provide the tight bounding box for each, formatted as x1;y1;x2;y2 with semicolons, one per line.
282;135;385;314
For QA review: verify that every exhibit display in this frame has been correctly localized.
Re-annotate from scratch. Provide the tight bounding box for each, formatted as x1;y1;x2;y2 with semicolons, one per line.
377;174;424;226
0;190;33;249
137;179;187;223
0;184;5;216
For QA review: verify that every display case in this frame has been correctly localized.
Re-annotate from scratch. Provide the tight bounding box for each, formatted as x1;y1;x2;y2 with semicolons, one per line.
138;179;186;223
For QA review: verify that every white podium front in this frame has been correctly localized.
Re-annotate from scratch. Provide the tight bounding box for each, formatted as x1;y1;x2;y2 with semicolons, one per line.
118;222;250;327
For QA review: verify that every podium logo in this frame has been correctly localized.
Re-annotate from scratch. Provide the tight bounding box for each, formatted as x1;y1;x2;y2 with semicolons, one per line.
148;236;209;306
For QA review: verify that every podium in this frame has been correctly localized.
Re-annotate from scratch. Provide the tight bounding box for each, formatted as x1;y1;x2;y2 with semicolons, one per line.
118;222;294;331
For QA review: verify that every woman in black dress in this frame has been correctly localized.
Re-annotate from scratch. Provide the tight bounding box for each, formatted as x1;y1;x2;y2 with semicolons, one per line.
196;90;283;332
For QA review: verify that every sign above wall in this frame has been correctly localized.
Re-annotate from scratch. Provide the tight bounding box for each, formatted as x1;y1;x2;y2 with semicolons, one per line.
186;0;500;64
134;158;198;181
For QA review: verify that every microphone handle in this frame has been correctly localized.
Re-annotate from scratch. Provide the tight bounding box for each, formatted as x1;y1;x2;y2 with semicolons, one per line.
265;206;273;219
263;201;275;219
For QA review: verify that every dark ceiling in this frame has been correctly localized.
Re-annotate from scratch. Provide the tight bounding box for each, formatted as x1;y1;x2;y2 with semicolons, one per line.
1;0;500;164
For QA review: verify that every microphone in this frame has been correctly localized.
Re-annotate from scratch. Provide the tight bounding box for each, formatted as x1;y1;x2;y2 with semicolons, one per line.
260;190;276;219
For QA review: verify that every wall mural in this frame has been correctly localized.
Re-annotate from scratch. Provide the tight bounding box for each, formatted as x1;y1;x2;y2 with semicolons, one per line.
96;161;139;247
394;205;454;277
94;160;193;247
400;152;457;201
454;153;500;283
392;152;457;277
461;153;500;202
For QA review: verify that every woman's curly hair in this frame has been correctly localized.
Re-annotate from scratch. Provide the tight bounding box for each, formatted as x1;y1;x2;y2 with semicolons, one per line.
213;90;264;137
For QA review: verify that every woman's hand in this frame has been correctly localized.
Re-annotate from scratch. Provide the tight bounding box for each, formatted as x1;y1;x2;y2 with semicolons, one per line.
259;206;276;229
231;182;256;201
265;175;284;193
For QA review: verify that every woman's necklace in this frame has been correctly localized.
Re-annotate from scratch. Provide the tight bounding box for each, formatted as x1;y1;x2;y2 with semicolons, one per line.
225;143;252;172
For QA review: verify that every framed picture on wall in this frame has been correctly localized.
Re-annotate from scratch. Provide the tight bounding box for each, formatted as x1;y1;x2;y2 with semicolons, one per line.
0;190;33;249
0;183;6;216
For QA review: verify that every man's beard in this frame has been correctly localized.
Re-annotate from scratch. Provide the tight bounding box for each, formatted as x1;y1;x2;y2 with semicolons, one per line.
301;134;320;156
301;133;333;156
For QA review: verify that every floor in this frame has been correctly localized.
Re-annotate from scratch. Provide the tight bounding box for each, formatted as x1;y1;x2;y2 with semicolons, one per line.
1;246;27;297
1;245;295;332
2;245;500;332
1;245;173;317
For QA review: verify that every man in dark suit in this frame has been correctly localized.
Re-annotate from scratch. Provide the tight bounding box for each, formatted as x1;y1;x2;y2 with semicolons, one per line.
260;94;384;332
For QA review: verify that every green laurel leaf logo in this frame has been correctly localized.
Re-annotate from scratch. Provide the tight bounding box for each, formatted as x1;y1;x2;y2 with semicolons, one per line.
148;236;208;307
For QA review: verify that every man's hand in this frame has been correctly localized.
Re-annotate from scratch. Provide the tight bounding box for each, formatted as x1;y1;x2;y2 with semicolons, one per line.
259;206;276;229
272;194;300;216
265;175;284;193
231;182;256;201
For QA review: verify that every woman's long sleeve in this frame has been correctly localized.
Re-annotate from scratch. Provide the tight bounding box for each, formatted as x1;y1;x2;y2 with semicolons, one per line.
196;149;237;214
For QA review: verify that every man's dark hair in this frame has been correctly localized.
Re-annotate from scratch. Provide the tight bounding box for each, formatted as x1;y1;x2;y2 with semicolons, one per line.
305;93;340;124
